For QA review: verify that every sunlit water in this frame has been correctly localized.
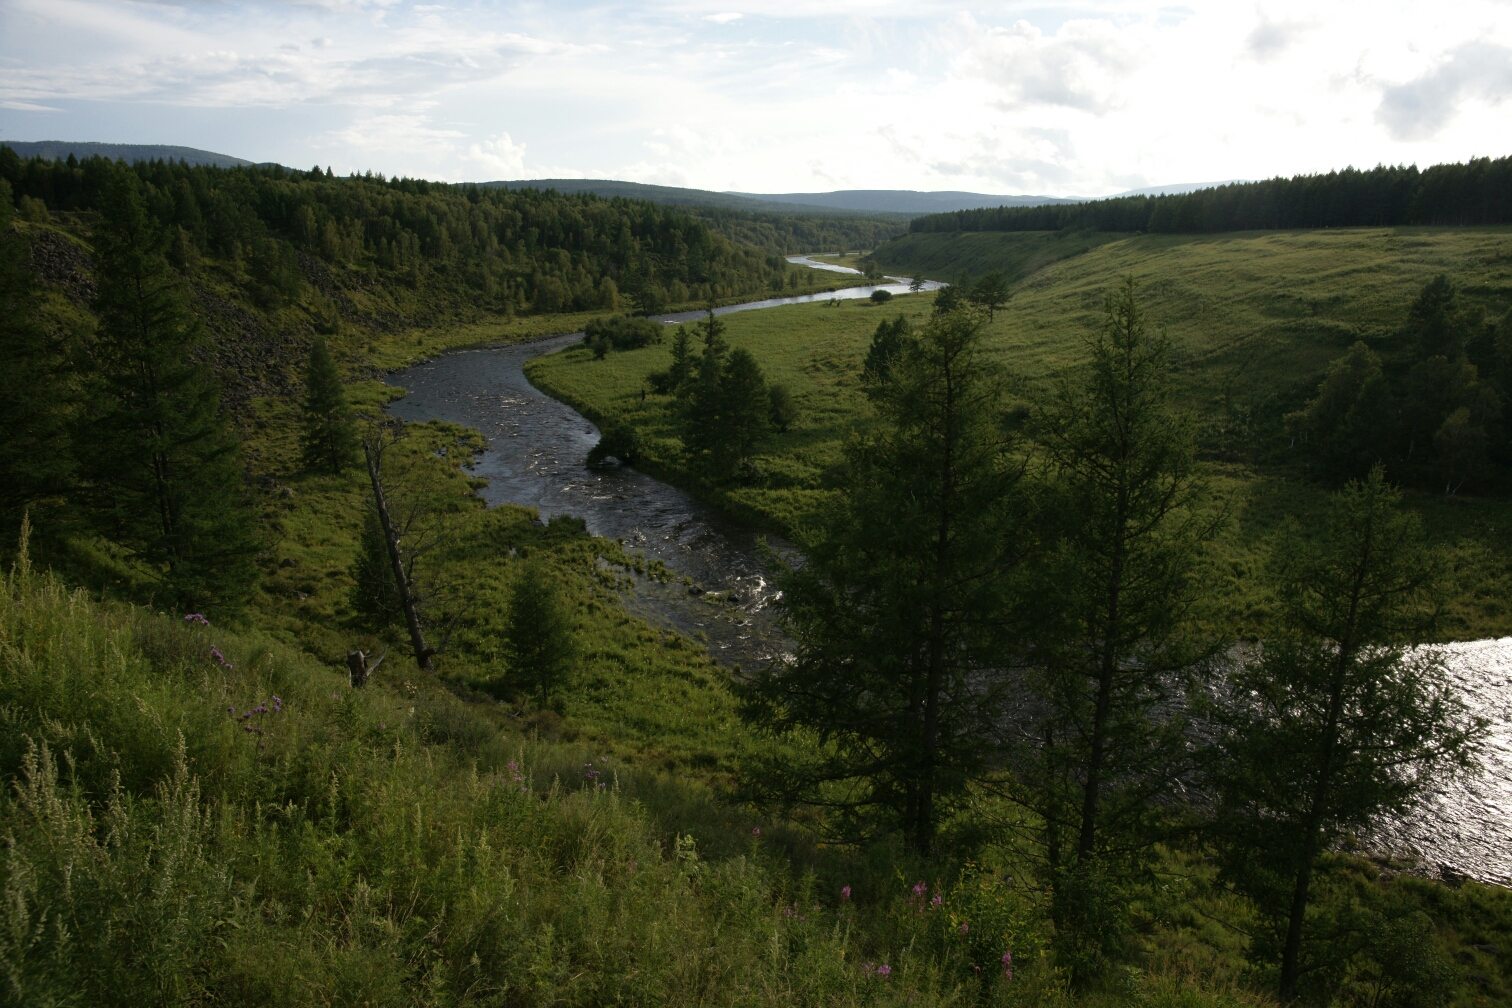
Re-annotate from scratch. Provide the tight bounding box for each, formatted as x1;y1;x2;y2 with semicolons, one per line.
386;282;1511;886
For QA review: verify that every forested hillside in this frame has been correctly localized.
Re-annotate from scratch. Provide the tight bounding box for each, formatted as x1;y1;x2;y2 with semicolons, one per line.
909;157;1512;235
0;145;807;320
687;205;909;255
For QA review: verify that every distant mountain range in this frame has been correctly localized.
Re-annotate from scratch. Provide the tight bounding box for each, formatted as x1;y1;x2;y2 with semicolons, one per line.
0;141;1250;215
481;179;912;218
496;179;1254;215
2;141;253;168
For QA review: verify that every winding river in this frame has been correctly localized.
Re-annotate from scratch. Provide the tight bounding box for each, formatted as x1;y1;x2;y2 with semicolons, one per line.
385;262;1511;887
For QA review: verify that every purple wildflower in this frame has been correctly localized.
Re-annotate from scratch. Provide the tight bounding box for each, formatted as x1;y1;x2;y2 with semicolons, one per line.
752;827;760;837
876;965;890;977
380;722;386;730
184;614;209;626
227;707;235;715
841;885;851;902
1002;951;1012;980
959;922;969;934
932;893;942;907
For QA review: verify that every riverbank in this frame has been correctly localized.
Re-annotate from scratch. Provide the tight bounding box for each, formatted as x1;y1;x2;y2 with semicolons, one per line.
524;237;1512;642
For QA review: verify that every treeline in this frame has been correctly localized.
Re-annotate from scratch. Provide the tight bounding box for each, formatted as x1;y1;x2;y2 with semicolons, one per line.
690;206;909;256
0;145;795;316
742;283;1485;1002
910;157;1512;235
1290;275;1512;492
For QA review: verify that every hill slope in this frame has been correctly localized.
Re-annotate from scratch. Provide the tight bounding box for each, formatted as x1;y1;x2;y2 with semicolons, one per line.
527;225;1512;638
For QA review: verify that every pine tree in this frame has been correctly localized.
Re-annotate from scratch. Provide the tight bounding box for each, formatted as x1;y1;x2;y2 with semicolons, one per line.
504;556;578;706
668;325;695;394
0;180;74;548
349;507;400;628
301;337;358;473
682;309;729;470
1212;468;1482;1003
768;383;797;433
717;347;769;474
862;315;911;390
78;165;259;613
1017;277;1218;979
743;307;1032;853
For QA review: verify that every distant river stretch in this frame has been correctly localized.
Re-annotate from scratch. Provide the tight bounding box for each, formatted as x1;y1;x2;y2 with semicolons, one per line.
386;264;1511;887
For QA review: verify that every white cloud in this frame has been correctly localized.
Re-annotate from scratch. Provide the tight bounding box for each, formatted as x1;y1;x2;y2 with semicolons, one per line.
1376;40;1512;140
2;1;1510;192
463;131;528;177
949;15;1146;114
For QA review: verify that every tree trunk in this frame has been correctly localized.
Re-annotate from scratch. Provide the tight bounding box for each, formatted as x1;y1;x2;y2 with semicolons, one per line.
1279;836;1318;1001
1078;541;1123;858
364;439;433;670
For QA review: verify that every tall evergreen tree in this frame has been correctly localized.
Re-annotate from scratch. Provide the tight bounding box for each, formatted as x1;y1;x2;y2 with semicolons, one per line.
1212;468;1482;1003
861;315;910;390
716;347;769;475
78;165;258;612
743;307;1033;853
1016;277;1217;979
667;325;695;394
682;307;729;470
504;555;578;706
300;337;358;474
0;180;75;549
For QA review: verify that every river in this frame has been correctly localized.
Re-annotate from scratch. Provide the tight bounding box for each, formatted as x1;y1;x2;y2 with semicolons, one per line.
385;270;1511;887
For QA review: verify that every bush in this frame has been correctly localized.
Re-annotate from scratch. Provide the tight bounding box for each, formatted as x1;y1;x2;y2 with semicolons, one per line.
871;289;893;303
584;314;664;356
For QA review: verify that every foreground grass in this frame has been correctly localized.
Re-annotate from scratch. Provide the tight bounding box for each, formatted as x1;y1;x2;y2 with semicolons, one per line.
527;227;1512;639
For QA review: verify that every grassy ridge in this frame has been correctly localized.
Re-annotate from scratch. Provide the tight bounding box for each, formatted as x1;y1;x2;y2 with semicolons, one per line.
527;227;1512;639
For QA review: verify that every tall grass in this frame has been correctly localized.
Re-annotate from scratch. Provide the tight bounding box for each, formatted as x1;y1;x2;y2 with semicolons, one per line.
2;532;1096;1006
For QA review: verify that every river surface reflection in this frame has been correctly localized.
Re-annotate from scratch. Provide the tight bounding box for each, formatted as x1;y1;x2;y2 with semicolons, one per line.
386;285;1511;887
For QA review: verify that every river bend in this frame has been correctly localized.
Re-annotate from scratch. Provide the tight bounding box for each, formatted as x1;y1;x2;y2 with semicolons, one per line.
385;279;1511;887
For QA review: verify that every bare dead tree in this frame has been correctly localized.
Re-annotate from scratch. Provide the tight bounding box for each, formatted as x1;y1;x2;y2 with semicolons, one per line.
360;421;468;670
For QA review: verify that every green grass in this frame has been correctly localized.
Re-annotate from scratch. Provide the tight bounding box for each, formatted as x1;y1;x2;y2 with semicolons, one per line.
526;227;1512;640
6;556;1508;1006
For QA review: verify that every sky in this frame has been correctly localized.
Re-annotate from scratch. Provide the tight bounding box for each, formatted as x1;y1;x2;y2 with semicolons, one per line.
1;1;1509;197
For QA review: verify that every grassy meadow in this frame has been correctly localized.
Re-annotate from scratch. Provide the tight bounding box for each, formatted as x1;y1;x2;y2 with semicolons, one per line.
527;226;1512;640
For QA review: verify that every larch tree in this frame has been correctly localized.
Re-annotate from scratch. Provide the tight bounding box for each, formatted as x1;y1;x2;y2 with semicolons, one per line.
1015;276;1218;980
742;307;1033;854
504;555;579;707
301;336;358;474
78;164;258;613
1212;467;1482;1004
0;180;75;551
